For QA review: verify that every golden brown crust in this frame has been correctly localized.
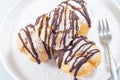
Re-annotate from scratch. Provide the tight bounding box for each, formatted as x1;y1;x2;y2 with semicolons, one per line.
58;59;94;77
55;36;101;79
57;52;101;78
16;0;101;80
35;0;91;50
77;21;90;36
17;25;49;63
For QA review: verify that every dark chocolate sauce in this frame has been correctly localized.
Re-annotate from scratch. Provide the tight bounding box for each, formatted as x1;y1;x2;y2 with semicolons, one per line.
56;36;100;80
42;41;51;59
38;14;46;36
35;0;91;51
63;0;91;27
74;77;77;80
18;24;40;64
18;1;92;80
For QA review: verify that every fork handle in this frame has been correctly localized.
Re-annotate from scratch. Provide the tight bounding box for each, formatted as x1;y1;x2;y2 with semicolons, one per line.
106;45;118;80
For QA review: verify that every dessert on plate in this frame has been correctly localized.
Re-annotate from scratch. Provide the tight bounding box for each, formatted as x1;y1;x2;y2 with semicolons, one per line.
17;0;101;80
17;24;52;64
55;36;101;80
35;0;91;50
17;0;91;63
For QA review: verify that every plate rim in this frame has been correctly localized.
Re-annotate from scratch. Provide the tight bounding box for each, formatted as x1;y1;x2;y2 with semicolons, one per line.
0;0;21;79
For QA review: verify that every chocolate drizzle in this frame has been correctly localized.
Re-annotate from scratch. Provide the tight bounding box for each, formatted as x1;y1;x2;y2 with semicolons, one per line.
62;0;91;27
38;14;46;37
16;1;100;80
43;42;52;59
18;0;92;65
35;0;91;50
18;1;92;79
56;36;100;80
18;24;40;64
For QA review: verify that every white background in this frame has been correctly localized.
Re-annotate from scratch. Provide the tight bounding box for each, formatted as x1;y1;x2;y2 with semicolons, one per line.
0;0;120;80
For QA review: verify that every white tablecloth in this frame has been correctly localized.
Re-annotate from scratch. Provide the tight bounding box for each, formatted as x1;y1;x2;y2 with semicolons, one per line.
0;0;120;80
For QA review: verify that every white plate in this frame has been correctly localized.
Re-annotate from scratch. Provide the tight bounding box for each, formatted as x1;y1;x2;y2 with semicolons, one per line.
0;0;120;80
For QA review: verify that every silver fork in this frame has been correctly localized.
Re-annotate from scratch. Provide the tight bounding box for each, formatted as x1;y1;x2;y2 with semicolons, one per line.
98;19;118;80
